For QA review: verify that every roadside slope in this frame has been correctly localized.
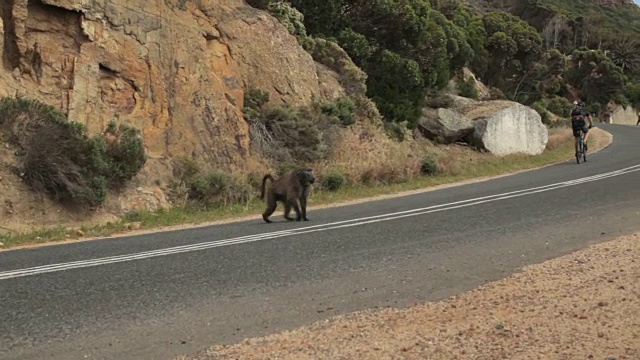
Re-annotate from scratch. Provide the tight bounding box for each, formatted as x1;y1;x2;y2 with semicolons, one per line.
0;127;613;251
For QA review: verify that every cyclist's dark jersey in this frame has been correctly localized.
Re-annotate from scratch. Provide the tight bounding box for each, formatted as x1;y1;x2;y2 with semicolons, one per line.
570;107;589;129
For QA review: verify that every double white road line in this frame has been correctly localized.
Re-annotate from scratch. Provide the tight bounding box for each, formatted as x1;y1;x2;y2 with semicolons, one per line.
2;164;640;281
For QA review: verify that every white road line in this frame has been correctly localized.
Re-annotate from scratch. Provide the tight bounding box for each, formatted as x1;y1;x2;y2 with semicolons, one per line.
1;164;639;280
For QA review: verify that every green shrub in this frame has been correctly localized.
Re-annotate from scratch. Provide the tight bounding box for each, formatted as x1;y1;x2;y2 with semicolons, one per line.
321;172;345;191
544;96;573;117
624;83;640;109
531;101;551;125
172;156;201;181
321;97;356;126
98;120;147;187
188;171;229;202
243;88;270;122
268;1;306;36
456;77;479;100
335;29;374;65
262;106;325;162
586;101;602;116
383;121;407;142
0;97;146;207
298;36;368;96
420;155;439;176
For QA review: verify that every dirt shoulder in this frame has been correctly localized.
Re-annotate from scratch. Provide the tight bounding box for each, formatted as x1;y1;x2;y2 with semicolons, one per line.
179;232;639;360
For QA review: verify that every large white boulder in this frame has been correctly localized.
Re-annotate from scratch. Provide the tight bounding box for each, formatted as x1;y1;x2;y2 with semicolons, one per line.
468;102;549;155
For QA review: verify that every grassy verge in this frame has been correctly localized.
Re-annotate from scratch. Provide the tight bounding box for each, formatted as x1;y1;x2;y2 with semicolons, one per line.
0;128;610;249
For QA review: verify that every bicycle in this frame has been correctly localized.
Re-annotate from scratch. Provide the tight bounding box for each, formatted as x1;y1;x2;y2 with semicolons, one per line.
574;128;587;164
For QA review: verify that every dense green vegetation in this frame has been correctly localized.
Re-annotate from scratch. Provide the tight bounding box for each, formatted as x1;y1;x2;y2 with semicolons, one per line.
253;0;639;126
0;97;147;207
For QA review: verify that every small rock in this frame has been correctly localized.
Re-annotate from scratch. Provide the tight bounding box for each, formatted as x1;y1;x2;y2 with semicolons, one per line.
127;222;142;230
0;242;4;247
76;229;85;237
597;301;609;307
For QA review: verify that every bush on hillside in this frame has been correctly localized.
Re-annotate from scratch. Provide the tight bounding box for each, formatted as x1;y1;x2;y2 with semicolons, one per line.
531;101;551;125
262;106;326;162
268;1;306;36
0;97;146;207
321;172;345;191
320;97;356;127
298;36;368;96
243;88;270;122
96;120;147;187
170;158;252;208
544;96;573;117
243;88;328;163
456;77;479;100
420;155;439;176
625;83;640;109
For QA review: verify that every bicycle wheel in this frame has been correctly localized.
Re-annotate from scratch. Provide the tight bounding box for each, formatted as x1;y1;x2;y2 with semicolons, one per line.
575;136;581;164
583;137;588;162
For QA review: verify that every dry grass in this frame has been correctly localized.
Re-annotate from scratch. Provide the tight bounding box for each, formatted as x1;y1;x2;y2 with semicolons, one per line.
314;123;426;185
315;124;580;187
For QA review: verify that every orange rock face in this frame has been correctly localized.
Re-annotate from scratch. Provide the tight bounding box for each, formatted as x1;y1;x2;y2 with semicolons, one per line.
0;0;343;174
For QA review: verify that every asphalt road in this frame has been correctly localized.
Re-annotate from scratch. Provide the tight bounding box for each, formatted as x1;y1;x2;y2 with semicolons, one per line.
1;124;639;360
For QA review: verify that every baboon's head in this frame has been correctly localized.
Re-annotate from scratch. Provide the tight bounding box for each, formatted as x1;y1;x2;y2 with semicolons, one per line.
296;168;316;185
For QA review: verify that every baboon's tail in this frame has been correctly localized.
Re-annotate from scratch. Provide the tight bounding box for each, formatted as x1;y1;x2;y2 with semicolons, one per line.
260;174;275;199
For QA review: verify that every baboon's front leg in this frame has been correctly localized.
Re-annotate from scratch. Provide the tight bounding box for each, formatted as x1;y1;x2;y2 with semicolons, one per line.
300;196;309;221
290;200;302;221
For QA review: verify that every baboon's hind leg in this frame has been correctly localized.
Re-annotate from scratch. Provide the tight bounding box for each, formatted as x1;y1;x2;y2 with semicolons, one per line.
262;196;277;223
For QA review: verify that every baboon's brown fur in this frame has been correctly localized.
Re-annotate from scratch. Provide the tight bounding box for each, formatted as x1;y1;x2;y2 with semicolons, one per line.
260;168;316;223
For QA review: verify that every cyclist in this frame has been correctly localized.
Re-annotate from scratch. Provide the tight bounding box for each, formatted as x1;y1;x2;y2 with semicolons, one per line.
570;100;593;150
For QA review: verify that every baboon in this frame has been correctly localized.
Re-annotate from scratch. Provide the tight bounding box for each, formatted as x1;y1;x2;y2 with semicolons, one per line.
260;168;316;223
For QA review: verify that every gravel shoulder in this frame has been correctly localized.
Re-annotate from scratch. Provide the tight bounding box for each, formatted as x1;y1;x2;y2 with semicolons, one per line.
179;232;639;360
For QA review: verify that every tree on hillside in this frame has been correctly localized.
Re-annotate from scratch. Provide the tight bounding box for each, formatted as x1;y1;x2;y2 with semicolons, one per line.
512;48;568;103
477;11;543;95
289;0;475;127
605;36;640;74
566;48;627;113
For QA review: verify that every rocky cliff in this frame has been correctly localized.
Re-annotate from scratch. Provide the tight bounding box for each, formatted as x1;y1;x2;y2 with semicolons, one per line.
0;0;343;177
0;0;347;230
